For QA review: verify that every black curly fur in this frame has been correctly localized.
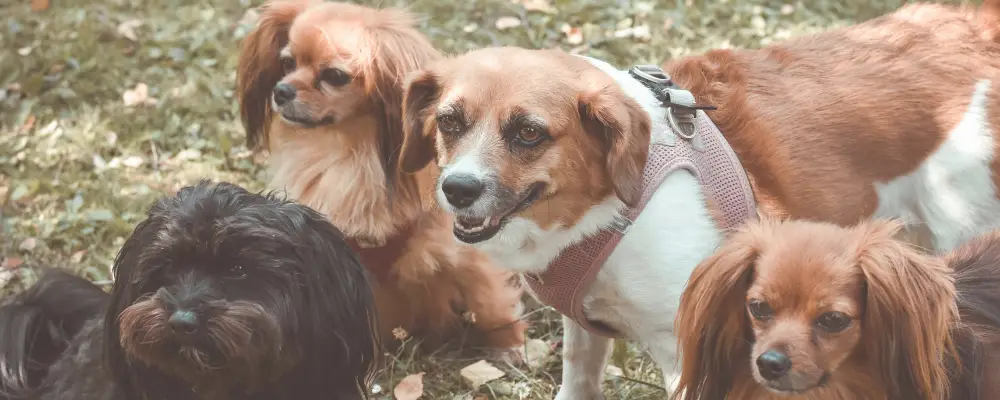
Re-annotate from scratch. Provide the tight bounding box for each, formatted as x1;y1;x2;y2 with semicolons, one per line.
0;181;381;400
946;234;1000;400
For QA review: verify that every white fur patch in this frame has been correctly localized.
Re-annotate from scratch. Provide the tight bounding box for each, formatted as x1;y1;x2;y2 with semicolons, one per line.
874;79;1000;252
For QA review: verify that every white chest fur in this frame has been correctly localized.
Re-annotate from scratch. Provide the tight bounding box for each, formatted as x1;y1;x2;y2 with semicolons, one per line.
874;79;1000;252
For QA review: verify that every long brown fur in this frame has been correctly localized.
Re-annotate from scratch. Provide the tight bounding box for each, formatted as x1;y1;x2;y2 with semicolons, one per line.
235;0;526;352
673;219;1000;400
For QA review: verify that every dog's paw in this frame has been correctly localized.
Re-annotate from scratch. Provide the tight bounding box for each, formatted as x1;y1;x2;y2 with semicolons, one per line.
486;346;527;366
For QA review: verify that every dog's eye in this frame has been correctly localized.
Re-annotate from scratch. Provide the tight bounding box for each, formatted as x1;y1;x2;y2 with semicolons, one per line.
815;311;851;333
280;57;296;74
319;68;351;87
228;265;247;279
515;126;544;146
747;299;774;320
437;115;464;134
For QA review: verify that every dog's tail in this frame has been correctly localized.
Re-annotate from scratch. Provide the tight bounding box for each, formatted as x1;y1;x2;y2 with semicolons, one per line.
942;232;1000;400
977;0;1000;43
0;269;108;399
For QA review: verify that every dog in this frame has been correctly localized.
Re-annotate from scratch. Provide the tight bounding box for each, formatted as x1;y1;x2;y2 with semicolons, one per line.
236;0;527;354
673;218;1000;399
0;181;379;400
396;1;1000;398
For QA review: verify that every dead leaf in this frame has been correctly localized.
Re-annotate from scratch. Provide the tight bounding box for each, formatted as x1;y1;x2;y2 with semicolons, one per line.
495;16;522;30
117;20;143;42
2;257;24;269
31;0;49;12
512;0;554;13
19;238;37;252
123;83;158;107
560;24;584;45
70;250;87;263
781;4;796;15
393;372;425;400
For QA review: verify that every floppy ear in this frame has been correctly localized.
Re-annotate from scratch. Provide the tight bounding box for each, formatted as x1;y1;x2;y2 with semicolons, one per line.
103;207;190;400
291;205;382;397
578;84;651;207
236;0;312;152
399;69;442;174
357;11;440;198
854;219;957;400
672;227;760;400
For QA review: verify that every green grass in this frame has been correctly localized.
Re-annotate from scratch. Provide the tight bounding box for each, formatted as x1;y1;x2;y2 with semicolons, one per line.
0;0;975;398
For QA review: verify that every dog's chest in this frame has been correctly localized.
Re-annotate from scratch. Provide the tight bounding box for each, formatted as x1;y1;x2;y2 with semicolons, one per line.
581;171;722;340
873;79;1000;252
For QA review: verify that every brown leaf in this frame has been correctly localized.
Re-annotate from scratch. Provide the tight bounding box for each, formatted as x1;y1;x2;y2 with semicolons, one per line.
70;250;87;264
31;0;49;12
393;372;424;400
19;238;37;252
2;257;24;269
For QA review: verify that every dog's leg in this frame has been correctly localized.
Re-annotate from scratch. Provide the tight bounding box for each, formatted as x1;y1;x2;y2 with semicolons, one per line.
645;334;682;397
450;253;528;362
555;316;612;400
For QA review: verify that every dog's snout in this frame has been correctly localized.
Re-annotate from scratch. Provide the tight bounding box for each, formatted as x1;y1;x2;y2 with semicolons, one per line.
273;83;297;106
168;309;200;335
442;174;484;209
756;350;793;380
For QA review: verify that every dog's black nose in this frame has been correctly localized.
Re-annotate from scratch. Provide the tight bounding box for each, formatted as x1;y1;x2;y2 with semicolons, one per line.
756;350;793;380
272;82;297;106
441;174;484;209
168;309;200;334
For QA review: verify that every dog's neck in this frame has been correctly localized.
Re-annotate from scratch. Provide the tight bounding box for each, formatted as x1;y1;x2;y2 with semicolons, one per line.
265;113;424;241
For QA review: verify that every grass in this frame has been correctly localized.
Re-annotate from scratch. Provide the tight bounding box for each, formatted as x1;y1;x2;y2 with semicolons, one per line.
0;0;975;398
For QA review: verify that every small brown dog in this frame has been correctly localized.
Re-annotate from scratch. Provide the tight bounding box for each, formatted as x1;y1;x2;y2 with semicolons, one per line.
236;0;526;354
675;219;1000;399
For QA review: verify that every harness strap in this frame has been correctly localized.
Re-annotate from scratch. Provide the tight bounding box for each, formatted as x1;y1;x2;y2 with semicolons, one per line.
524;65;757;338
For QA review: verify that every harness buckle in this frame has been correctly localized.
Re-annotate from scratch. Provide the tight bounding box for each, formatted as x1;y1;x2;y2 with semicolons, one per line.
610;215;633;235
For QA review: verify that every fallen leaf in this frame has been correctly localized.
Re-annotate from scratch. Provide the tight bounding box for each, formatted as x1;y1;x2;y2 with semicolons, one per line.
17;47;33;56
70;250;87;264
19;238;37;252
495;16;522;30
2;257;24;269
31;0;49;12
513;0;554;13
781;4;796;15
122;155;145;168
123;83;158;107
117;20;143;42
460;360;505;388
393;372;425;400
560;24;584;45
463;23;478;33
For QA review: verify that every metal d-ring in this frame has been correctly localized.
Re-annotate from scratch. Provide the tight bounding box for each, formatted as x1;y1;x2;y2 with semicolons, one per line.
629;64;671;86
666;107;696;140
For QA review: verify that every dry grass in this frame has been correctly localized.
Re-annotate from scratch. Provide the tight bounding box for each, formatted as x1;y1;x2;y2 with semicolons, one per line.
0;0;975;398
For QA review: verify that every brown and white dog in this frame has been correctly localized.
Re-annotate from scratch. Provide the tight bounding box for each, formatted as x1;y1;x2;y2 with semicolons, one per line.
236;0;527;354
398;1;1000;398
675;218;1000;400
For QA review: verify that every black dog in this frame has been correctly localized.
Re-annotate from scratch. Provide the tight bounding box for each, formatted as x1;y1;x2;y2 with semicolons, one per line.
0;181;380;400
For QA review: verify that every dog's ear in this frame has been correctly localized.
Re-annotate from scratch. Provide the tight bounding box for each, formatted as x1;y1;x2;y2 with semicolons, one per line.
578;81;651;207
399;69;441;174
292;206;382;397
672;225;760;400
853;219;958;400
102;210;183;400
236;0;312;152
357;10;439;198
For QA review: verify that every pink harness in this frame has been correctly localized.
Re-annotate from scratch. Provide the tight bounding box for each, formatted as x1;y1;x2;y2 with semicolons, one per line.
523;65;758;338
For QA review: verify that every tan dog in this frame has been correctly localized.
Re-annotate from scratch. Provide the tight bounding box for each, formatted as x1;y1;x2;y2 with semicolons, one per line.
675;219;1000;400
236;0;527;354
398;1;1000;397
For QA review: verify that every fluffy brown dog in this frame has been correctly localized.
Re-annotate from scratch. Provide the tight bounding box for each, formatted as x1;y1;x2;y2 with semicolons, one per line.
236;0;526;353
674;219;1000;400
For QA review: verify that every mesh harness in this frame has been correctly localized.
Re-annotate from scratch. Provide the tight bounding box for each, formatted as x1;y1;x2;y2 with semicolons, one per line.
523;65;758;338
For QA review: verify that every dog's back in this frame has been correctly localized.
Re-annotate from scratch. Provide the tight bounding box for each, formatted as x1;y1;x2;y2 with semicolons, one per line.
944;232;1000;399
0;269;108;399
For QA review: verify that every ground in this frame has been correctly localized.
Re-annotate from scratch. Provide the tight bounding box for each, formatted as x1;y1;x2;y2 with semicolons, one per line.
0;0;974;399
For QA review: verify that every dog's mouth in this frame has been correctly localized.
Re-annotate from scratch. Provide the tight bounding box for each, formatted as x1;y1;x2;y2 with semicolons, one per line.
279;112;335;128
453;183;546;244
761;372;830;395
